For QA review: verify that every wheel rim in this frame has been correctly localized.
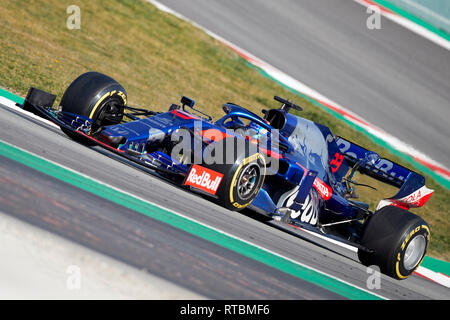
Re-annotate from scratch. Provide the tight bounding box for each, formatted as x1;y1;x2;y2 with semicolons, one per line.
403;235;426;271
95;97;123;129
237;164;260;200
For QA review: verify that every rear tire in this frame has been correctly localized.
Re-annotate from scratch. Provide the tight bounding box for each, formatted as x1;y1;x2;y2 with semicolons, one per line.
358;206;430;280
60;72;127;141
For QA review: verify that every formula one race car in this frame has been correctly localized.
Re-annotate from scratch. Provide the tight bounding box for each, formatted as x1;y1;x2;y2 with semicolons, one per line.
20;72;434;279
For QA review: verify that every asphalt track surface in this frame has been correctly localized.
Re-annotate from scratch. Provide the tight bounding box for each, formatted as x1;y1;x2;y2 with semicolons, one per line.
1;103;449;299
157;0;450;169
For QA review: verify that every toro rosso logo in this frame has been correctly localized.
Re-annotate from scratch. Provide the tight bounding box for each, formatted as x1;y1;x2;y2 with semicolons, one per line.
184;165;223;195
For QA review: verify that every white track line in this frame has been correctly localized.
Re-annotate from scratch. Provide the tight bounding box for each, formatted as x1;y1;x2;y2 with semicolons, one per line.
415;266;450;288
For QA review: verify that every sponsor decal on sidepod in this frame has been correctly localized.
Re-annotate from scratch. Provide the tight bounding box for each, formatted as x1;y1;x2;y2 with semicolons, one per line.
313;177;332;201
184;165;223;195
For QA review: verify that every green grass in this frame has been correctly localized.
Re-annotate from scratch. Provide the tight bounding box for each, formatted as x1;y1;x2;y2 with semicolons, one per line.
0;0;448;260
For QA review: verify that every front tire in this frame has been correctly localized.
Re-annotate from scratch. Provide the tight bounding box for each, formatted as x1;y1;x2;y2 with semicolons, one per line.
358;206;430;280
60;72;127;141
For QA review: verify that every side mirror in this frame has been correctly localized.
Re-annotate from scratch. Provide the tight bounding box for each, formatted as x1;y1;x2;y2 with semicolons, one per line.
181;96;195;109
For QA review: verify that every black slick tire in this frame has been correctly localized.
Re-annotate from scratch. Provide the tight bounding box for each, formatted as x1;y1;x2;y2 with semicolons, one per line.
358;206;430;280
59;72;127;142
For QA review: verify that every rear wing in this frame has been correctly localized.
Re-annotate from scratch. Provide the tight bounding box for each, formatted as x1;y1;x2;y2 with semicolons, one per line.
335;137;434;210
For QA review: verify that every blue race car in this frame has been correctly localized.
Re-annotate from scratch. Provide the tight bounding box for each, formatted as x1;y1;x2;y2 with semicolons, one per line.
21;71;434;280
